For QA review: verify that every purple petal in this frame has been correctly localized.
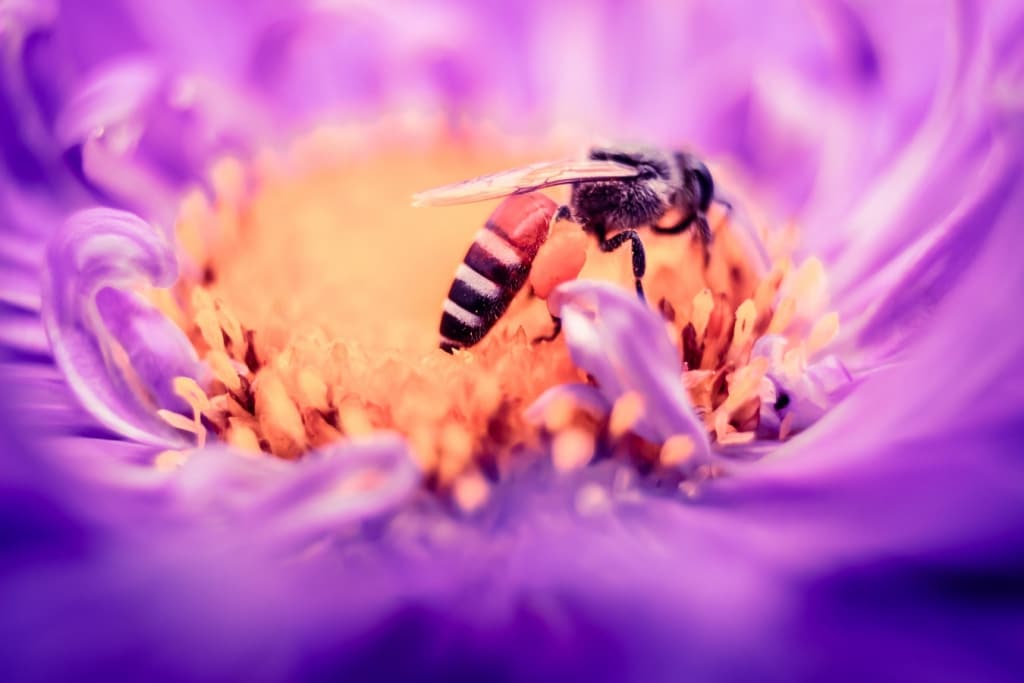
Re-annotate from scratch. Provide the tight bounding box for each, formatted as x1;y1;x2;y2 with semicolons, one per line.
549;280;710;462
172;433;420;551
752;335;854;437
1;2;1023;680
41;207;202;447
55;58;262;224
840;140;1019;360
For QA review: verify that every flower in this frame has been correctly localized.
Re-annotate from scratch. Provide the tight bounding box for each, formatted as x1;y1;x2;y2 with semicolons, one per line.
2;1;1024;681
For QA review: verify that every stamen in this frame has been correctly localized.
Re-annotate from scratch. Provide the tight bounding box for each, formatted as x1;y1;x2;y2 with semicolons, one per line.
660;435;695;467
608;391;645;438
225;418;262;454
778;413;795;441
768;297;796;333
807;312;841;354
785;256;829;320
156;376;210;447
452;470;490;513
206;350;243;393
544;394;578;432
154;449;190;472
552;428;596;472
253;369;306;459
691;288;714;341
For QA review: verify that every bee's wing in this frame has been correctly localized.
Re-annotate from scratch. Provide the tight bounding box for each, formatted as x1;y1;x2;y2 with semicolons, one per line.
411;159;640;207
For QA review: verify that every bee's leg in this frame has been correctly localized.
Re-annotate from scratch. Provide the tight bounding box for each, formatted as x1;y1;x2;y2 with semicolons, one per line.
599;230;647;302
532;315;562;344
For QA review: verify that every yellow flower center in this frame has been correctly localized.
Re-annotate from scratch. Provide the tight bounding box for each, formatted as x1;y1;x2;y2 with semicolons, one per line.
153;128;835;508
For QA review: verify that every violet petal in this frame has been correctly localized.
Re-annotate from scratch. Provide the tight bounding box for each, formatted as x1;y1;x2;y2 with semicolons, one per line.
752;335;854;436
549;280;710;462
41;207;201;447
55;58;263;224
173;433;420;551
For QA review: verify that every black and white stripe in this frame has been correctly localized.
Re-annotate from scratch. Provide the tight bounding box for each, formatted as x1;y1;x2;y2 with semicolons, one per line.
440;223;531;351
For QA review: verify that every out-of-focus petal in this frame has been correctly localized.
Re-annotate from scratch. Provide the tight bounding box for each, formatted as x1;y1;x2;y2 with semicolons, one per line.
840;119;1021;361
171;433;421;551
56;58;263;224
41;207;202;447
548;280;710;463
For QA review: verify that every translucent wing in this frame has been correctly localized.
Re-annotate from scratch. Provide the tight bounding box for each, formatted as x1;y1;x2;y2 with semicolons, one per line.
411;159;640;207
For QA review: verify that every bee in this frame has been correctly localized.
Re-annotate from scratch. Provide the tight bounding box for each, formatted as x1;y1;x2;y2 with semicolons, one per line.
416;145;720;352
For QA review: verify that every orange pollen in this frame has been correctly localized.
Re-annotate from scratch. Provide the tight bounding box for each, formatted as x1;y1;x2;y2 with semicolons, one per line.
155;132;836;501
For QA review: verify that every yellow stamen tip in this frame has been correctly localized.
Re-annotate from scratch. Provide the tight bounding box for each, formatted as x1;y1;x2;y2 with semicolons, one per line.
552;428;595;472
691;288;714;340
226;418;262;454
154;449;189;472
608;391;645;438
768;296;796;334
206;349;242;393
172;376;210;413
717;431;756;446
543;394;577;432
660;434;695;467
453;470;490;513
337;400;375;438
296;368;330;413
807;312;840;354
253;369;306;458
779;413;795;441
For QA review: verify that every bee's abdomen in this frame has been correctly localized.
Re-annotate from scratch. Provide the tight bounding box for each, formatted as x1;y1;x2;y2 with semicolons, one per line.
440;193;556;352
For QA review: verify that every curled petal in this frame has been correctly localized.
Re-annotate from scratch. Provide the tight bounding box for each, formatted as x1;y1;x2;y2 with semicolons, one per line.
549;280;710;462
41;207;202;447
173;433;420;551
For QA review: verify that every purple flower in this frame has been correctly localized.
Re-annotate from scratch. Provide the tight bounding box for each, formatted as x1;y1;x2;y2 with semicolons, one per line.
3;1;1024;681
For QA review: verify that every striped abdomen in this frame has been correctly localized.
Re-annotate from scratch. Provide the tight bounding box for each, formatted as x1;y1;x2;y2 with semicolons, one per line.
440;193;557;352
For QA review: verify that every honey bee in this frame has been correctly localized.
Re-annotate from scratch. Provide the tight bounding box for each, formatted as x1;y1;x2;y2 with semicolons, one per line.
416;146;720;352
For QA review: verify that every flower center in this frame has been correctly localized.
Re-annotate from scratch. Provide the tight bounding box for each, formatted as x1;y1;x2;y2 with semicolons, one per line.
156;130;838;508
